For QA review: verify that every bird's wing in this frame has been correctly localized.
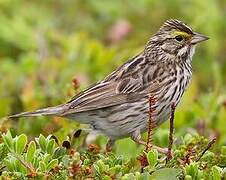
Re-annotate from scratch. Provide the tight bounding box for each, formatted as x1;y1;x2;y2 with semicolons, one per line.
62;55;163;115
62;79;161;115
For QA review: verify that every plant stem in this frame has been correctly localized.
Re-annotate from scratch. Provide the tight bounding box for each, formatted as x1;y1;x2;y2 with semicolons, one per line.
196;137;217;162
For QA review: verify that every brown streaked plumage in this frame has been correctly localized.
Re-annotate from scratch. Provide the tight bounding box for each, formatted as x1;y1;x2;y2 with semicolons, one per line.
9;19;208;150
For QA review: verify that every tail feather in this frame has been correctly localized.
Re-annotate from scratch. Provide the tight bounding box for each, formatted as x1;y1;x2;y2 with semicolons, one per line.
9;105;65;118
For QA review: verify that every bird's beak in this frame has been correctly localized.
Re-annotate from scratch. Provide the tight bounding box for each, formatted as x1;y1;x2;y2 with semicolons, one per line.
190;32;209;44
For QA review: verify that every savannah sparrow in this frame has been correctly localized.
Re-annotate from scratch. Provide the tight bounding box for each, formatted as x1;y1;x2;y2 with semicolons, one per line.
10;19;208;151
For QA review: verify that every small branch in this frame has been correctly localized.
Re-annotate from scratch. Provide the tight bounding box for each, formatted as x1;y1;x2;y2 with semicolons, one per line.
196;137;217;162
166;103;175;162
145;96;156;152
12;152;36;177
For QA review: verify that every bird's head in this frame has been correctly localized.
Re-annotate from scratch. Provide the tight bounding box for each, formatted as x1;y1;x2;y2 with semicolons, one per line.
146;19;209;62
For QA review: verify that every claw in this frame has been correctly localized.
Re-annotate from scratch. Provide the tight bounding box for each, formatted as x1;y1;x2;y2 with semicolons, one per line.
131;131;168;155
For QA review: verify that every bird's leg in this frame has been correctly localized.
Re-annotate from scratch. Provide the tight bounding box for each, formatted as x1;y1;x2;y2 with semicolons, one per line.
131;130;168;154
146;96;155;152
166;103;176;162
106;139;115;152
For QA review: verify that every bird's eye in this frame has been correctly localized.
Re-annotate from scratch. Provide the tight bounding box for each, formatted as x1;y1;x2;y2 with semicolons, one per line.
175;35;183;42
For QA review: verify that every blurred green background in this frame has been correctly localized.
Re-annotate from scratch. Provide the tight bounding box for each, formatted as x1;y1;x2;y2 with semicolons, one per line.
0;0;226;157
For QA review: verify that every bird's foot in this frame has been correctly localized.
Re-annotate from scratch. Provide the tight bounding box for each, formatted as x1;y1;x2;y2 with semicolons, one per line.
134;139;168;155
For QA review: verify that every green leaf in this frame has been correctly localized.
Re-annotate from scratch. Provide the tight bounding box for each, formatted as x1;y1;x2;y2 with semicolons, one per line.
139;172;151;180
149;168;181;180
46;159;58;171
4;159;14;172
2;131;13;151
39;161;46;172
0;144;8;160
62;155;70;167
210;166;222;180
74;152;80;162
46;139;55;154
183;134;193;145
53;147;66;159
96;159;106;172
7;156;18;172
221;146;226;155
184;162;199;178
184;175;192;180
147;149;158;168
43;153;51;164
26;141;36;163
93;164;100;175
14;158;26;174
102;175;111;180
15;134;27;154
38;134;47;152
32;156;39;169
12;137;17;153
122;173;135;179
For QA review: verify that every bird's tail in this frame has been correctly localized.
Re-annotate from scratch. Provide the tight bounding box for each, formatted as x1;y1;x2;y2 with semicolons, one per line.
9;105;65;118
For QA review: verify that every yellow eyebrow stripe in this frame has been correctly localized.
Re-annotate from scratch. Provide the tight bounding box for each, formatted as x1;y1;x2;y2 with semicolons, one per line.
173;31;190;37
172;31;192;39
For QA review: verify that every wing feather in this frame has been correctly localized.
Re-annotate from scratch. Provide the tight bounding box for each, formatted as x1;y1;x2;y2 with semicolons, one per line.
62;54;162;115
63;81;161;115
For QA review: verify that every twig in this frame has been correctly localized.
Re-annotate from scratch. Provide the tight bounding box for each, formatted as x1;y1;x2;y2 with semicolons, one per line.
166;103;175;162
145;96;156;152
196;137;217;162
12;152;36;177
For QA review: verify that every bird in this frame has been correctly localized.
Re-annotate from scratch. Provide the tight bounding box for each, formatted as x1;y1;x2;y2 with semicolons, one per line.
9;19;209;152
